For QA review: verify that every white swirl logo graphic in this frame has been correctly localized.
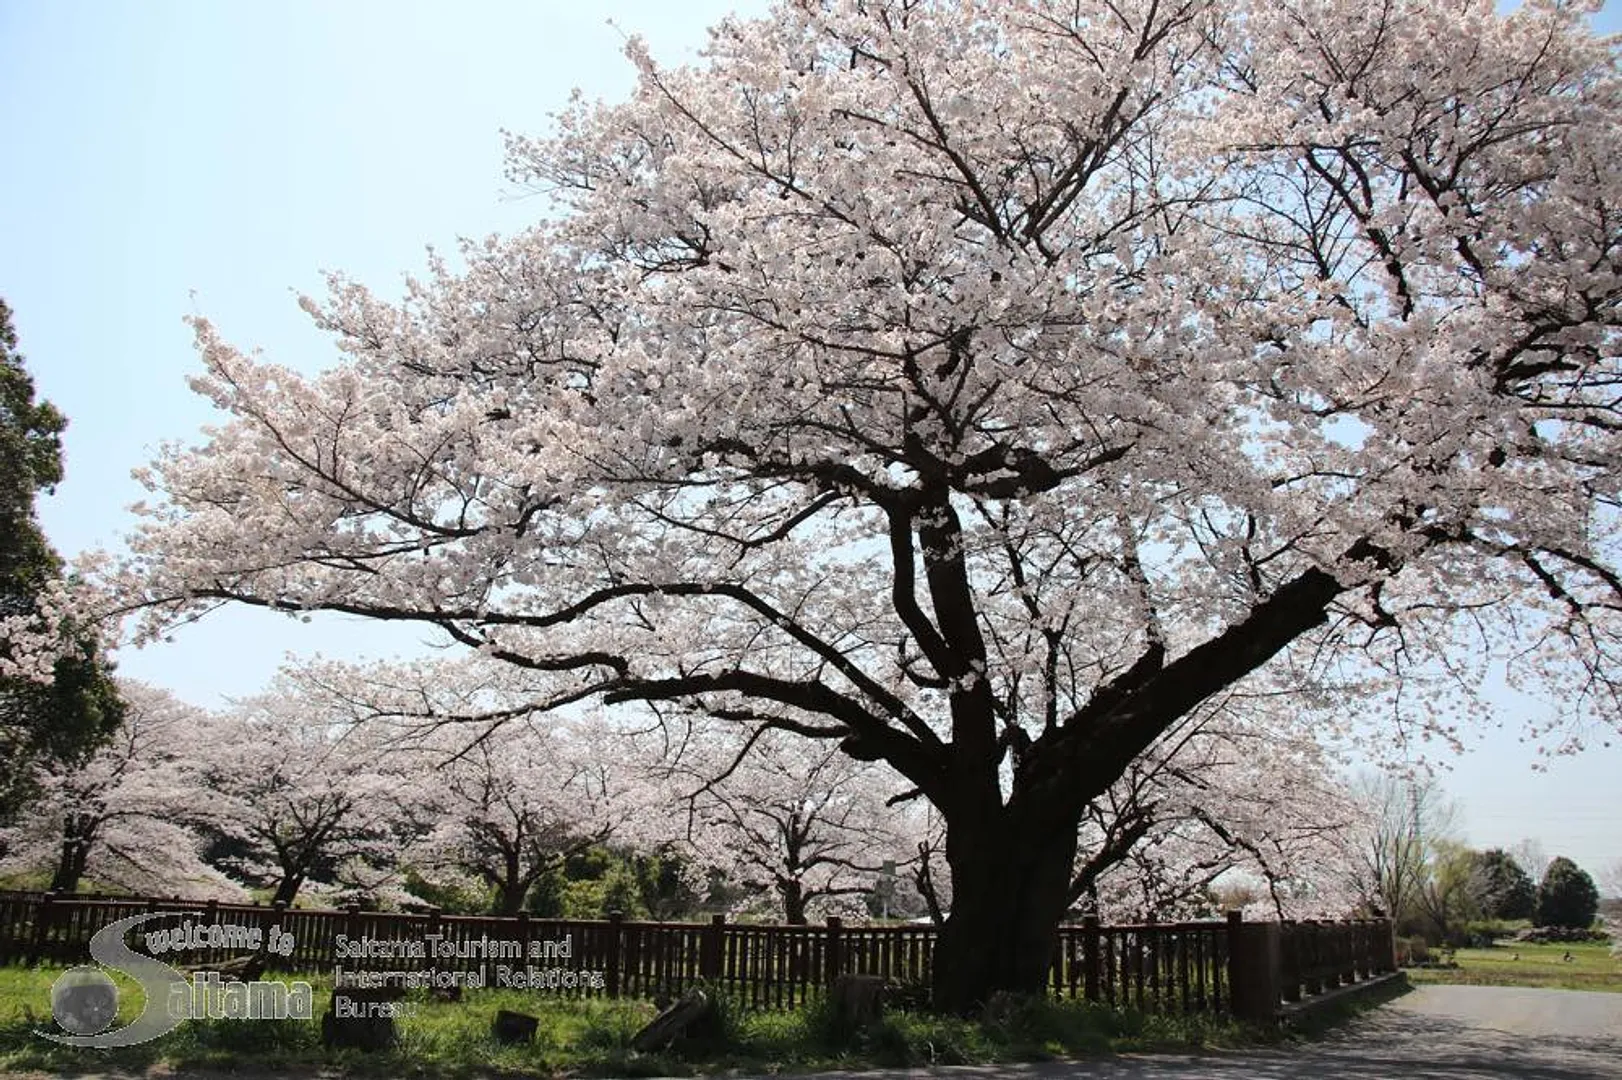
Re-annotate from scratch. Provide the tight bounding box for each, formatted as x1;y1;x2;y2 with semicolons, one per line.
38;913;190;1047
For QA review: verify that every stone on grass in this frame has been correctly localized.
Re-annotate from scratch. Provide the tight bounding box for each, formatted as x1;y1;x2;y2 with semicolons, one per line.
631;988;716;1052
493;1009;540;1044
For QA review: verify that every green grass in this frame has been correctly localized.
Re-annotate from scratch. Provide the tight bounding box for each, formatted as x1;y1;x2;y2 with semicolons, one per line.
0;964;1273;1078
1404;939;1622;993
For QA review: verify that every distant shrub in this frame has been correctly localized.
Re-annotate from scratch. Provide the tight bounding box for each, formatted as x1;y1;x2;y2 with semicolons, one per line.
1535;858;1600;930
1513;926;1608;944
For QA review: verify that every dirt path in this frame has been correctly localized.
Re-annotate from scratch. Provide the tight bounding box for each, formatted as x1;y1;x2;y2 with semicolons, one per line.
9;984;1622;1080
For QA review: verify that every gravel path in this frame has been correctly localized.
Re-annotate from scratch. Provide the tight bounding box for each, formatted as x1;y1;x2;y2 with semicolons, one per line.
8;984;1621;1079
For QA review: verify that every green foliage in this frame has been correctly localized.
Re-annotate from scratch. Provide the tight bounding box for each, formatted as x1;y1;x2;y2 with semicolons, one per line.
526;861;568;917
1536;857;1601;930
977;991;1114;1055
526;845;704;921
1470;849;1536;921
659;983;742;1059
632;849;703;920
400;868;492;915
1418;840;1484;946
0;298;123;822
556;868;645;920
0;299;65;515
1461;918;1531;943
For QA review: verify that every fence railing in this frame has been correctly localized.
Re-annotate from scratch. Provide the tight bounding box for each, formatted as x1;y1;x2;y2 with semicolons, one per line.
0;891;1394;1019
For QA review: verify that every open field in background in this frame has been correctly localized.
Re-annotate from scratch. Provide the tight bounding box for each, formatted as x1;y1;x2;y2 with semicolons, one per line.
1404;940;1622;993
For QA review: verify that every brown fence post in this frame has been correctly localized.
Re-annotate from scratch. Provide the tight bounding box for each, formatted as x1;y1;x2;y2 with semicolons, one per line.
343;903;362;972
1302;920;1322;995
203;898;219;963
261;898;284;971
1225;910;1281;1026
824;917;843;984
700;913;724;981
1279;920;1301;1003
605;911;623;998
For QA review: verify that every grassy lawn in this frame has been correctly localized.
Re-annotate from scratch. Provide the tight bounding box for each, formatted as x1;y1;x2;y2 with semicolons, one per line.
0;963;1268;1078
1405;940;1622;993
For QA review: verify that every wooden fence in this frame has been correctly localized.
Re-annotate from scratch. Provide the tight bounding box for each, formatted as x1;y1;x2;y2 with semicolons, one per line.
0;891;1394;1019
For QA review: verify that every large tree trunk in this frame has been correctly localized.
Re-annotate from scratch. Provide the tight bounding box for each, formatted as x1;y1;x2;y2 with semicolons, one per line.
271;872;305;906
50;836;87;893
929;812;1078;1013
779;878;808;925
490;847;527;915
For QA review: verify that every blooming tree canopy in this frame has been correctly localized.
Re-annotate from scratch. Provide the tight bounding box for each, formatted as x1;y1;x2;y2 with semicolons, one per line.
277;656;656;914
404;722;623;915
0;681;244;899
189;685;418;907
117;0;1621;1007
637;723;922;924
1073;697;1367;921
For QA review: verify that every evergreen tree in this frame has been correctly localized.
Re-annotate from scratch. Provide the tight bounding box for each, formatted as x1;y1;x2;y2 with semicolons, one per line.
1470;848;1537;921
0;299;122;821
1535;857;1600;930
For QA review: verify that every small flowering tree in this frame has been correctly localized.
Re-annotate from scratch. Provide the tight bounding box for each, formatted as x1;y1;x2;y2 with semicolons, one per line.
115;0;1622;1008
1077;704;1367;920
0;681;245;899
275;657;651;914
189;686;417;906
640;724;922;924
406;722;622;915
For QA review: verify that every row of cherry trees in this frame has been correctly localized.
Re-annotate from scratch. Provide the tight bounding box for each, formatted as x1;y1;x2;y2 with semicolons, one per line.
0;661;1374;922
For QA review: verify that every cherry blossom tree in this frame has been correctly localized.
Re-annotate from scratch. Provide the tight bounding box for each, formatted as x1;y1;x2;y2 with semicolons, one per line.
276;656;654;914
1073;700;1367;921
903;693;1368;923
1601;859;1622;899
115;0;1622;1008
190;685;418;906
0;681;245;899
404;723;623;915
639;724;922;924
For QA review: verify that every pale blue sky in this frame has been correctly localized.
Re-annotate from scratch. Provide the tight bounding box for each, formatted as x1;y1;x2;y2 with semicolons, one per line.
1;1;1617;887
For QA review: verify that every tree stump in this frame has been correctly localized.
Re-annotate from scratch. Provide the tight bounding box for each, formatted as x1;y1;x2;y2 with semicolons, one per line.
631;988;715;1051
320;987;401;1051
492;1009;539;1044
180;953;268;981
829;973;885;1030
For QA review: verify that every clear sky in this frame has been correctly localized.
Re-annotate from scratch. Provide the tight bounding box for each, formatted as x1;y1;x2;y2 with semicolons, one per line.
1;1;1618;889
